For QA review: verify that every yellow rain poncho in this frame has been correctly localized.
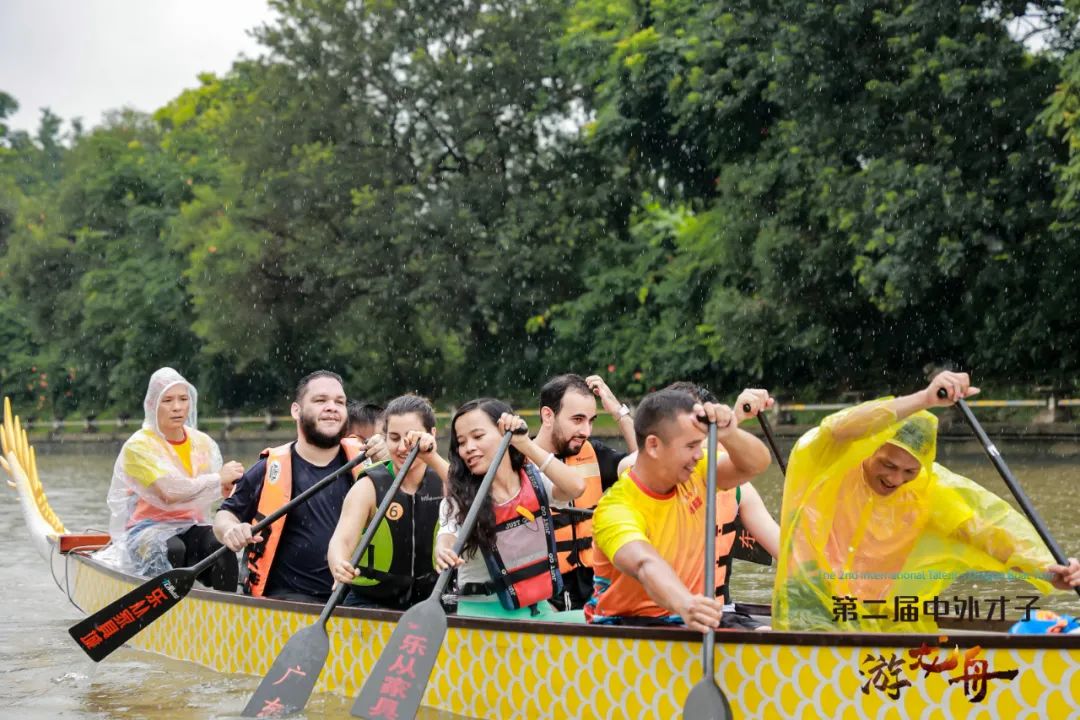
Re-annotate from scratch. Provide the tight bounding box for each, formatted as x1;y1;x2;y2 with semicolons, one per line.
98;368;225;576
773;399;1054;632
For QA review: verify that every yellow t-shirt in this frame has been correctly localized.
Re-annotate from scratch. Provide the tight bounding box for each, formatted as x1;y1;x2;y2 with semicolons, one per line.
128;432;197;525
588;458;710;622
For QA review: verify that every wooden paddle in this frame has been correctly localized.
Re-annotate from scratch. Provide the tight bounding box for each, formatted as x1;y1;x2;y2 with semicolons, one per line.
682;419;733;720
940;388;1080;598
69;450;367;662
350;428;519;720
241;444;422;718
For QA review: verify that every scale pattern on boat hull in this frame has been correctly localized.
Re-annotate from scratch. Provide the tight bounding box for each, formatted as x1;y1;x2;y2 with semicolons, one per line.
68;557;1080;719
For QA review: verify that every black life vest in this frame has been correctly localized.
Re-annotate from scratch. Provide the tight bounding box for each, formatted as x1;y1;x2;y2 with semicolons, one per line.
349;463;443;609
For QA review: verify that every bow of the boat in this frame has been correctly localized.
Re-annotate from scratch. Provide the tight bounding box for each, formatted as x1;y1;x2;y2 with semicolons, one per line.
1;396;67;561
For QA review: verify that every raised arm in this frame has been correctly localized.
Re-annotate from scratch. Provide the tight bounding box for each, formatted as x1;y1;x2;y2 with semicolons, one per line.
586;375;638;452
830;371;980;442
499;412;586;502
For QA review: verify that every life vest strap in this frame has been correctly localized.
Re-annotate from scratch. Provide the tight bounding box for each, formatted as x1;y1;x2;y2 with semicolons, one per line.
555;537;592;554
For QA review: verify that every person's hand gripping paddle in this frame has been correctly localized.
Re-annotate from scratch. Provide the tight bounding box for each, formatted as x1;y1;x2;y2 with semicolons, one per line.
68;452;367;662
682;417;733;720
350;426;523;719
241;445;422;717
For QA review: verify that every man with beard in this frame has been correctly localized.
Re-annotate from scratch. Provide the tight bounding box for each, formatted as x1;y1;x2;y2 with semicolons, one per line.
533;374;637;610
213;371;388;602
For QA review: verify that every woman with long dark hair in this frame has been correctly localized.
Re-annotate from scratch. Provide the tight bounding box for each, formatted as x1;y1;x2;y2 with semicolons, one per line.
436;398;586;619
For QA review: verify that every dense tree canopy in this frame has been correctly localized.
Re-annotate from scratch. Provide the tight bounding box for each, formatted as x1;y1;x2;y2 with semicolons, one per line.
2;1;1079;415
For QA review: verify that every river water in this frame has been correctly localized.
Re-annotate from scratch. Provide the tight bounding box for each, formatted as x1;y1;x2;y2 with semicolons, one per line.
3;437;1080;719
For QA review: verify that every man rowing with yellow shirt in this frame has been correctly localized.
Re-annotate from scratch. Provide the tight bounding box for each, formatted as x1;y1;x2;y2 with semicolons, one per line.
585;387;773;631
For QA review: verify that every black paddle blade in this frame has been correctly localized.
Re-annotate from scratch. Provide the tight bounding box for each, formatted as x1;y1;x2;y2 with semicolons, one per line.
68;568;195;662
351;598;446;719
683;679;734;720
241;623;331;717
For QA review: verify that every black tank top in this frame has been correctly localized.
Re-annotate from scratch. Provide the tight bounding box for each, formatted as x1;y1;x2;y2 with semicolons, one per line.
350;463;443;609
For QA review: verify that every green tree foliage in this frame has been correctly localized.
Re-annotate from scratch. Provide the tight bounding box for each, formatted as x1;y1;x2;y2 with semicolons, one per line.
2;1;1080;417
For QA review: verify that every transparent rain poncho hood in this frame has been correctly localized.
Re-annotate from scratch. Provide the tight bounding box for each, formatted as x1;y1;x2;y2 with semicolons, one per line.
772;399;1054;633
99;368;224;576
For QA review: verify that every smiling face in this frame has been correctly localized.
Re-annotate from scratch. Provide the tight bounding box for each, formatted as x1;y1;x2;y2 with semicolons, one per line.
548;389;596;456
293;376;347;449
863;442;922;496
644;410;706;486
453;408;504;476
385;411;434;473
156;385;190;440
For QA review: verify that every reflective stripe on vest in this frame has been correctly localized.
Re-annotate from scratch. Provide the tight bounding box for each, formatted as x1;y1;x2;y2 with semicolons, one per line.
244;437;364;597
714;487;739;603
553;440;603;573
481;463;562;611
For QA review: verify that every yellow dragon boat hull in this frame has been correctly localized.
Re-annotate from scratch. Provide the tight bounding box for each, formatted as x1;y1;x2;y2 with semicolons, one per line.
6;398;1080;719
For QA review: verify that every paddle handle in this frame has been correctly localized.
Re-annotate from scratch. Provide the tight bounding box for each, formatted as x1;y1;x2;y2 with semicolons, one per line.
744;402;786;475
940;390;1079;596
190;451;367;577
702;421;718;677
431;429;516;598
322;445;422;623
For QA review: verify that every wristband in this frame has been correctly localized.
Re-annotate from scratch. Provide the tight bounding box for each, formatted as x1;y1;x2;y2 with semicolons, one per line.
539;452;555;472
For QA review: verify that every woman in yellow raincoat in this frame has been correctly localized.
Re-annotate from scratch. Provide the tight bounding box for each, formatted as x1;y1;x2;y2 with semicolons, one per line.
773;371;1080;632
99;368;244;589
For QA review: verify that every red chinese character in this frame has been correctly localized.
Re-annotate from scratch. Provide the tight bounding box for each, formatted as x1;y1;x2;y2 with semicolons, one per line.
388;654;417;678
79;629;103;649
112;609;136;629
907;643;959;677
256;696;285;717
947;647;1019;703
129;599;149;618
272;665;308;686
145;587;169;608
379;674;411;699
400;634;427;656
368;696;400;719
860;652;912;700
98;619;120;639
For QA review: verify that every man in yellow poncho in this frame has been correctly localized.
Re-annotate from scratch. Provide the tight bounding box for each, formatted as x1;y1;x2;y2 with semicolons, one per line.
773;371;1080;632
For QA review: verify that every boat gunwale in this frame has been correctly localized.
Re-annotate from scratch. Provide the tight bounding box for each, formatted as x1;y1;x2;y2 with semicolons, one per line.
66;546;1080;651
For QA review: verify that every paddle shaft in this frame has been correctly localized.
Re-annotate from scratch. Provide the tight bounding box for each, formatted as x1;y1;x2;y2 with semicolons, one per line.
702;421;718;678
351;429;518;720
191;450;367;578
321;444;421;624
742;402;785;475
432;429;516;597
944;391;1079;597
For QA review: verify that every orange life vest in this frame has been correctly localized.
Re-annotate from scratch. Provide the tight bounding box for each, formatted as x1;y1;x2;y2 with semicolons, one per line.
244;437;364;597
714;487;739;602
553;440;604;573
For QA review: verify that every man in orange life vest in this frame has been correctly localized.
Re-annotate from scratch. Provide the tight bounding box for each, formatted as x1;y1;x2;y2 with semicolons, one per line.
586;388;772;631
532;373;637;610
212;371;389;602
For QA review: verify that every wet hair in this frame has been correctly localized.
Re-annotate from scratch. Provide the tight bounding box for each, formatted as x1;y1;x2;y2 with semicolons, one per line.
382;394;436;432
664;381;719;404
539;374;593;415
294;370;344;403
447;398;525;558
634;388;698;448
347;400;384;429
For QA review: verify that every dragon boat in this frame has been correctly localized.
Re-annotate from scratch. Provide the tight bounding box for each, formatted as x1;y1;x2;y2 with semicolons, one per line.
4;398;1079;719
